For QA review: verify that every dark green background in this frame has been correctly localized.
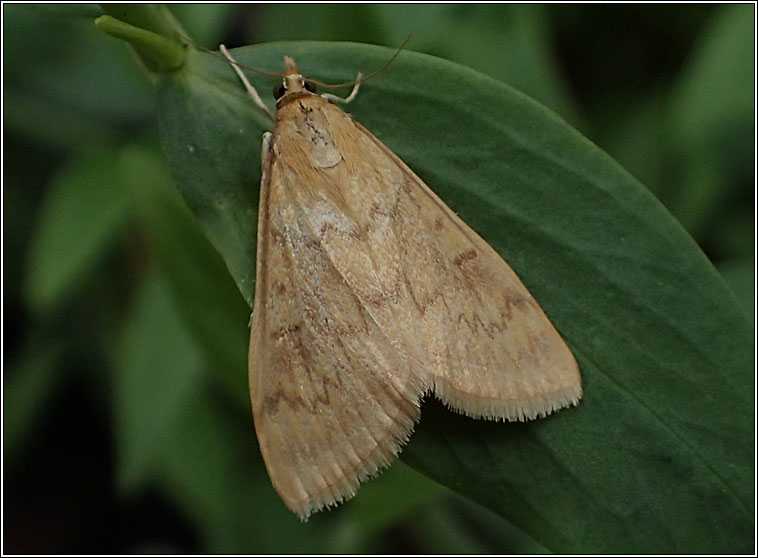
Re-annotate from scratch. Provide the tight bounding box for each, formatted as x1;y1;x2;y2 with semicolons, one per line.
3;4;754;554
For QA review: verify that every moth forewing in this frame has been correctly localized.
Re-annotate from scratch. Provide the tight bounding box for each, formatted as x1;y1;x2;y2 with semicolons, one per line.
249;94;426;520
351;120;582;421
225;49;581;520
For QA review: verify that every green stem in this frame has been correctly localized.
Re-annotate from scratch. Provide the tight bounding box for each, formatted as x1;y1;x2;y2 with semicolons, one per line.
94;14;186;73
99;4;186;38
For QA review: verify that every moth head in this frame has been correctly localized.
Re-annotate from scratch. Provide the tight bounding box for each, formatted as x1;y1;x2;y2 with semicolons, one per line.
274;56;317;100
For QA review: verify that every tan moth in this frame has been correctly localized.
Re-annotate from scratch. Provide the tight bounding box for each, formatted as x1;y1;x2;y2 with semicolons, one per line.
220;45;582;520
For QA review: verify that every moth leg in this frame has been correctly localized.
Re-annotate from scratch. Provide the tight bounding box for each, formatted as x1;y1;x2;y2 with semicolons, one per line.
219;44;275;121
261;131;274;166
252;129;274;309
321;72;363;105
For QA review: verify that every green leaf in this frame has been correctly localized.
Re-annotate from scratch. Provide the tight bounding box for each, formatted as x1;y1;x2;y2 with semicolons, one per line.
3;340;65;465
118;143;251;405
169;4;237;47
114;273;361;551
717;259;754;325
371;4;583;128
664;4;754;239
408;495;551;554
114;271;206;491
342;462;447;535
26;3;103;17
148;386;348;553
254;4;583;128
600;91;668;197
152;41;752;552
25;146;134;312
2;5;154;148
154;48;269;305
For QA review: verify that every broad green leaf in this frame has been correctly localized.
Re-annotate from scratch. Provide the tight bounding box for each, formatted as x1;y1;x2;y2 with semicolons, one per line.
152;42;752;552
25;146;135;312
154;48;267;306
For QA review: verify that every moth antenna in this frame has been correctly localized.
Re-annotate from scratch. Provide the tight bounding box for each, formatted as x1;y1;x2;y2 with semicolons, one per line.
178;32;285;78
308;33;412;90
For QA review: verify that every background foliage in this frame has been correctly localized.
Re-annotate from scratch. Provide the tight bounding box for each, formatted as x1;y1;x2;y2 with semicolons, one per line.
3;4;754;553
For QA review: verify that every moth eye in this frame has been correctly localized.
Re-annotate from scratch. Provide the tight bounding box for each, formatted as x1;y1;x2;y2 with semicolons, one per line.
304;81;317;93
273;82;287;100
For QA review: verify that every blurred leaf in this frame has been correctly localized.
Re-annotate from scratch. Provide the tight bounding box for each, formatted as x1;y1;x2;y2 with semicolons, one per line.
340;462;545;553
114;271;205;491
2;88;118;149
151;41;752;552
26;3;102;17
709;207;754;261
374;4;583;128
409;495;550;554
405;500;495;554
25;146;135;312
170;3;236;47
717;259;754;325
343;461;446;534
114;274;349;551
669;4;753;143
150;388;349;553
255;4;582;127
2;144;53;306
254;4;386;45
119;143;250;406
664;4;754;239
3;341;65;465
600;91;668;197
2;5;153;148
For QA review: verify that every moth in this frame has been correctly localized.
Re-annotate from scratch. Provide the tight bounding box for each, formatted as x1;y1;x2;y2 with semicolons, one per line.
220;46;582;520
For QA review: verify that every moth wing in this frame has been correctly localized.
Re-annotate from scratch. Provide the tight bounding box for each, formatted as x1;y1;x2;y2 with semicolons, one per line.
249;133;424;520
297;95;580;422
250;92;581;519
346;119;582;421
